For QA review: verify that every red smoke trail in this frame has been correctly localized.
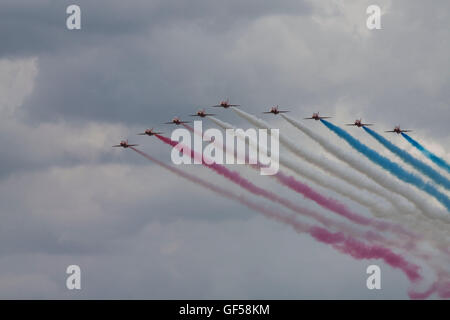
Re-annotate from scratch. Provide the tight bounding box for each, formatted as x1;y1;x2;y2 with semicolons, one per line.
309;227;420;282
437;282;450;298
435;270;450;299
273;171;418;240
408;269;450;299
182;122;217;145
154;135;424;283
408;283;438;300
181;123;194;132
275;172;371;225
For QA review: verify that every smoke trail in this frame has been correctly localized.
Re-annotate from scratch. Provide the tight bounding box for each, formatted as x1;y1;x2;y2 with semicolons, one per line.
364;127;450;190
162;129;446;251
170;131;387;236
309;227;420;283
408;282;438;300
208;116;388;214
181;123;194;132
230;108;407;212
409;267;450;299
160;133;450;280
320;120;450;213
277;113;450;222
156;133;424;253
204;117;414;238
268;163;449;268
128;146;426;290
273;167;450;260
227;111;450;240
209;117;450;246
402;133;450;174
235;110;450;239
155;134;348;230
273;170;414;236
148;140;426;286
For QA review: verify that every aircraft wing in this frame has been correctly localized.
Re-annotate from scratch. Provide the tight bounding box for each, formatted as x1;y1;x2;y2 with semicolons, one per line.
229;104;240;107
319;116;331;119
137;133;146;135
210;105;221;107
189;114;199;117
163;122;174;124
128;144;139;147
180;121;191;124
402;130;412;133
362;124;374;126
263;112;272;114
385;130;396;132
278;111;289;113
345;124;356;126
304;117;314;119
112;145;122;147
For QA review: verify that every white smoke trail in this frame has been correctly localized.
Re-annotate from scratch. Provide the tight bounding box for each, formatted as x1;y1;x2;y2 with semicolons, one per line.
208;115;450;242
161;132;450;273
208;116;386;212
188;121;450;273
229;108;450;242
279;113;450;224
231;108;409;209
160;125;450;284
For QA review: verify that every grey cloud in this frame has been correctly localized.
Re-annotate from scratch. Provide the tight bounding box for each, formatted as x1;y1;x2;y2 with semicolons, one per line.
11;0;449;142
0;0;448;299
0;217;412;299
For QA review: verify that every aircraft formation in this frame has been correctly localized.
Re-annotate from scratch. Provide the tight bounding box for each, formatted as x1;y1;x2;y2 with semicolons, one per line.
113;100;413;147
111;99;450;300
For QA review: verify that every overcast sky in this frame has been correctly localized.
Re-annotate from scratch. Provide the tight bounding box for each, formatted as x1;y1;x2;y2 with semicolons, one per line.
0;0;449;298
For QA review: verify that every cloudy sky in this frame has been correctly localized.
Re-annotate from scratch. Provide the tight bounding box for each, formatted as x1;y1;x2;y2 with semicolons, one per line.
0;0;449;298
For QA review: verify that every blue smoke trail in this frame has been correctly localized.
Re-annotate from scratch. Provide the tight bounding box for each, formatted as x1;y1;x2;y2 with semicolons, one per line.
401;133;450;174
320;119;450;211
363;127;450;190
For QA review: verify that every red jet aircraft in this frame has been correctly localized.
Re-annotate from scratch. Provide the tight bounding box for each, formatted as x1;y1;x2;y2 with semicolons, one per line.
304;112;332;121
112;140;139;148
210;99;240;108
346;119;374;127
190;109;216;118
137;128;163;136
164;117;190;125
385;125;412;134
263;105;289;115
